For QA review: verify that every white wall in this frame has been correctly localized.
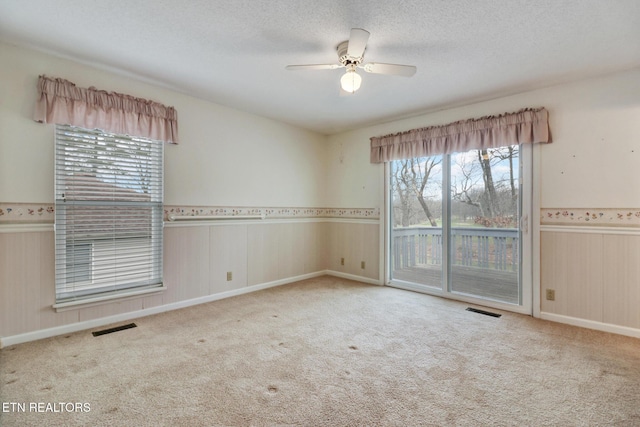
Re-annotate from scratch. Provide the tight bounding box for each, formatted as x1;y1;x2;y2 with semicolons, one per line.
326;68;640;209
0;42;328;207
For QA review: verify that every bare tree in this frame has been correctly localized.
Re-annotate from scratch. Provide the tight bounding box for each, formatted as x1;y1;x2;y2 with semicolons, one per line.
451;147;518;224
451;154;485;214
491;145;519;203
392;147;518;229
391;161;413;227
477;149;498;217
393;157;441;226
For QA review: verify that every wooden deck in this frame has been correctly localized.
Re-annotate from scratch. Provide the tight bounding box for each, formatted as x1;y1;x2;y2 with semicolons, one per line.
392;264;519;304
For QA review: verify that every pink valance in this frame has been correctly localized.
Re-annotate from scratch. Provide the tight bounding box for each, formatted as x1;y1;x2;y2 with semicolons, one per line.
34;75;179;144
370;107;551;163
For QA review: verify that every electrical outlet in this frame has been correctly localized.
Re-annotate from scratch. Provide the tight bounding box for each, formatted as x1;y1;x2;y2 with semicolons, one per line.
226;272;232;281
545;288;555;301
341;258;344;266
361;261;365;269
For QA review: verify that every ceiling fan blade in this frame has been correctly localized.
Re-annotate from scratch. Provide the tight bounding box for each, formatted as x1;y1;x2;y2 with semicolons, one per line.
285;64;342;71
347;28;370;58
362;62;417;77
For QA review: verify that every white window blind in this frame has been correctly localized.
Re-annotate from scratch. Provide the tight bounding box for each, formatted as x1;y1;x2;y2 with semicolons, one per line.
55;124;163;303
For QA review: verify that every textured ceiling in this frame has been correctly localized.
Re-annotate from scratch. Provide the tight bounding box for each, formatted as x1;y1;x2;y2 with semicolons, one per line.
1;0;639;135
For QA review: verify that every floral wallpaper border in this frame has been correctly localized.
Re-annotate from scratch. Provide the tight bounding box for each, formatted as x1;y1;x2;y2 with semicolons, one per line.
3;204;639;226
0;203;55;223
0;203;380;224
163;206;380;221
541;208;640;227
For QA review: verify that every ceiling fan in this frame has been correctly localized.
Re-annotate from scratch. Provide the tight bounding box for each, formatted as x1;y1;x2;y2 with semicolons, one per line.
285;28;417;94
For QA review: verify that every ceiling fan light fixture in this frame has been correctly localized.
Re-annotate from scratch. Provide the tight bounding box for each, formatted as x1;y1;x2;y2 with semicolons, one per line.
285;28;416;92
340;69;362;93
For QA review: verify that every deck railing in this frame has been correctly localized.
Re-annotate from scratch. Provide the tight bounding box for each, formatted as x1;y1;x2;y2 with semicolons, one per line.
392;227;519;271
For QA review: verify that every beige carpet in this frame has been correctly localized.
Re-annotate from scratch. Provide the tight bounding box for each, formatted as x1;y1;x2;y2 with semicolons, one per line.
1;276;640;426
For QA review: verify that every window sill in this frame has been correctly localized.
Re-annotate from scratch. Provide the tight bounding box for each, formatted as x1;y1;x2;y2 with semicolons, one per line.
52;285;166;312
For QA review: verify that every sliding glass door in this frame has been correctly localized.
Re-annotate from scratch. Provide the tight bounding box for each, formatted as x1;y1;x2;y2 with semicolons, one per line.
389;144;531;313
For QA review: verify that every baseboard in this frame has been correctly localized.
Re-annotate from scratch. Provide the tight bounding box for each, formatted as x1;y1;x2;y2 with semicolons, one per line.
325;270;383;286
0;271;327;349
540;312;640;339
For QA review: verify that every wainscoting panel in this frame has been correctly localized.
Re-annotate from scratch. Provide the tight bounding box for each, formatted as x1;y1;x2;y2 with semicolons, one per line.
210;224;248;294
77;298;144;323
357;222;380;280
1;214;382;346
142;294;165;311
163;226;211;304
326;221;345;274
244;222;328;286
0;231;46;336
326;221;380;280
602;234;640;329
276;222;304;280
303;222;327;274
247;223;282;286
540;226;640;337
540;231;603;321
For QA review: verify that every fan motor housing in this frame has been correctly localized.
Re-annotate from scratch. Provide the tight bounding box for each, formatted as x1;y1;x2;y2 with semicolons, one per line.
337;40;363;66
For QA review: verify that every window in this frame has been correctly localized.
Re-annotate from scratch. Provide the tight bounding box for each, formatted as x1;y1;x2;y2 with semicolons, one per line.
55;124;163;303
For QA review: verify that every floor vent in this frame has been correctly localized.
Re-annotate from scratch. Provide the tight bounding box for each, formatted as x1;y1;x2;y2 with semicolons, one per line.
466;307;502;318
92;323;137;337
